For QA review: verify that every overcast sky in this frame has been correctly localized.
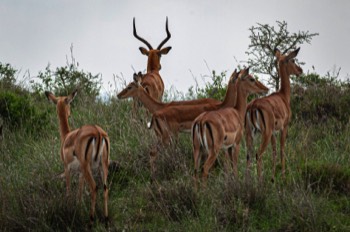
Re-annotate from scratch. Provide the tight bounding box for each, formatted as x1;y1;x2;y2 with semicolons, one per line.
1;0;349;94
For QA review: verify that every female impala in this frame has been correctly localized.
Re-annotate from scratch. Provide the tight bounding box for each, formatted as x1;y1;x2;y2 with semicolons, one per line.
45;90;110;225
133;17;172;101
245;48;303;182
147;68;246;178
117;72;221;114
192;68;268;186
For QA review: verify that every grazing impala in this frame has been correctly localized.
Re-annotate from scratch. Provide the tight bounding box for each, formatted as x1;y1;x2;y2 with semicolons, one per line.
192;68;268;187
133;17;172;102
45;90;110;226
245;47;303;182
117;72;221;114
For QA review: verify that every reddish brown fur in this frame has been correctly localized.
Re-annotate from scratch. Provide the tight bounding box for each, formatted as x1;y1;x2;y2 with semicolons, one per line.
245;48;303;182
133;17;172;102
147;69;243;178
45;90;110;226
117;72;221;114
192;68;269;188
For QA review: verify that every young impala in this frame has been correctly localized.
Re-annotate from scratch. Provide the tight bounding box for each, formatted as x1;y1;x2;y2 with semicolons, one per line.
45;90;110;226
245;47;303;182
192;68;268;187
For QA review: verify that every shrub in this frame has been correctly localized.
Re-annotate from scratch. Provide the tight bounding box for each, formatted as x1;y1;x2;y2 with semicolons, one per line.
0;91;50;134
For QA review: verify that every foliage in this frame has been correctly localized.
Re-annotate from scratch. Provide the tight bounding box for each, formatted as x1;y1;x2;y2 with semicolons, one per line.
0;62;17;90
187;70;227;101
2;43;350;230
0;62;50;134
32;47;102;99
0;91;49;133
246;21;318;90
291;71;350;125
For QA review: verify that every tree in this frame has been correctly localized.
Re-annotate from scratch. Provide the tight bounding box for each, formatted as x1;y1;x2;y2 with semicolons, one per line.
246;21;319;90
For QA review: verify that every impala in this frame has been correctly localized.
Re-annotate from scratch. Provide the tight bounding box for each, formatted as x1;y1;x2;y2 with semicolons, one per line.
192;68;268;187
133;17;172;102
147;68;244;176
45;90;110;226
245;47;303;182
117;72;221;114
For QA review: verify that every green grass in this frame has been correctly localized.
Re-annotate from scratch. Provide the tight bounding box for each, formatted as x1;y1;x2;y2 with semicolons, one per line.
1;96;350;231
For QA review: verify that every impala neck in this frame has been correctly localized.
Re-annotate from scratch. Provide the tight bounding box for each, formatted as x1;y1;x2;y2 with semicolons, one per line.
57;108;70;142
221;81;237;108
234;81;249;121
278;61;291;103
147;52;161;72
137;87;164;113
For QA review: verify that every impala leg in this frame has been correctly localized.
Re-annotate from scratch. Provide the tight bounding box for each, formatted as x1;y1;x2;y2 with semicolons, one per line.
256;130;272;183
280;128;288;179
245;126;254;180
224;148;231;175
193;139;201;191
81;165;97;226
232;143;240;179
64;167;71;197
202;148;218;187
270;133;277;183
101;152;109;225
149;144;158;182
78;173;85;202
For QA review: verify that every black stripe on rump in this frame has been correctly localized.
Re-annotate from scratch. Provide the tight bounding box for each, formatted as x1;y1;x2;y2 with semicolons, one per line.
205;122;214;148
105;137;109;159
192;123;197;142
85;137;95;160
257;108;266;131
95;132;101;162
155;118;162;135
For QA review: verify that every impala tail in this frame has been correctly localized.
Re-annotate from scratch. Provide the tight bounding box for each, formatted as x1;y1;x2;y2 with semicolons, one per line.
192;120;214;154
246;106;266;135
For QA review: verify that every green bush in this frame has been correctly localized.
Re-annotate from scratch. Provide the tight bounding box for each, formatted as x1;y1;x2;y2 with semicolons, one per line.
291;72;350;125
0;91;50;134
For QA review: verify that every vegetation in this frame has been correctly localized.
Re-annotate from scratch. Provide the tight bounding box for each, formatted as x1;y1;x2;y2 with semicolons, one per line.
246;21;319;90
0;20;348;231
0;58;350;231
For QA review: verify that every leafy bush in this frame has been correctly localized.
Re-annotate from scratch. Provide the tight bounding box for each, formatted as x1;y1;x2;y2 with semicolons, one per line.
187;70;227;100
291;72;350;125
32;48;101;100
0;91;50;133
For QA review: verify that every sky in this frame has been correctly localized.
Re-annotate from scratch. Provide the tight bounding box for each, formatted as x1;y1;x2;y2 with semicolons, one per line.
1;0;350;95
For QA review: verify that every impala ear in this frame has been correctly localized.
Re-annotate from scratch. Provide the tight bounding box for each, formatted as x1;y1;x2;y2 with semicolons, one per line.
139;47;149;56
286;47;300;60
45;91;58;104
274;48;281;59
133;72;142;85
230;69;239;83
240;67;250;79
66;89;78;104
133;73;138;82
158;46;172;55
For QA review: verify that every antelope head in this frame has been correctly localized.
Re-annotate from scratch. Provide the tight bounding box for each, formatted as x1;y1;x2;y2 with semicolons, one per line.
133;17;172;72
274;48;303;77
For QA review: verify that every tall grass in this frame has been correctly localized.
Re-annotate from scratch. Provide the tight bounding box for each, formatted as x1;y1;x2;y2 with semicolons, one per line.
1;88;350;231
